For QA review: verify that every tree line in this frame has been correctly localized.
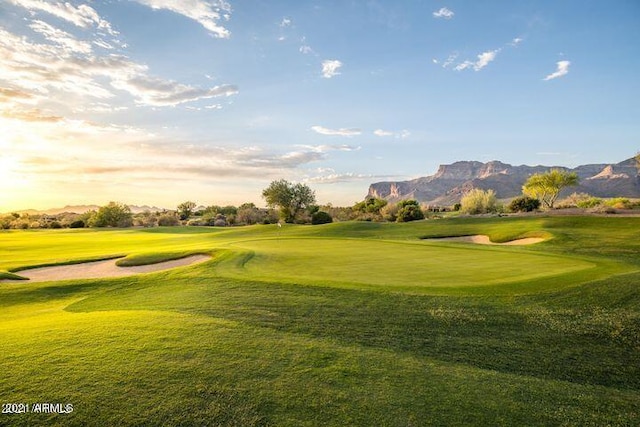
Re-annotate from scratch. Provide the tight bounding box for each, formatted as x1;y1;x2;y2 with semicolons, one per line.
2;170;637;229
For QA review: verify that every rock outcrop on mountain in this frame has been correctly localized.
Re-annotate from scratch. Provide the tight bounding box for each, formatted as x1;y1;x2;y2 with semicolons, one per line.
367;158;640;205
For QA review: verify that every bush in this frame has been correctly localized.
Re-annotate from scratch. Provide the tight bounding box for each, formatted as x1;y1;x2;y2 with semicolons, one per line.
69;220;85;229
157;214;180;226
395;200;425;222
508;196;540;213
380;203;399;222
460;189;500;215
605;198;632;209
311;211;333;225
88;202;133;228
576;197;603;209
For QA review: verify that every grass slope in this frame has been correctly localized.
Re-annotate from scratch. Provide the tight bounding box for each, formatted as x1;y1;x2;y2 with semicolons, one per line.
1;216;639;426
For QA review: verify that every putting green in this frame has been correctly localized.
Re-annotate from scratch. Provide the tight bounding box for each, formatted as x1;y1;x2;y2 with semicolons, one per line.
221;238;594;291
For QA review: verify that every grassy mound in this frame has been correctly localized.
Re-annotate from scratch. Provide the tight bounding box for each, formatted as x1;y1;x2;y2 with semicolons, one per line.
115;251;211;267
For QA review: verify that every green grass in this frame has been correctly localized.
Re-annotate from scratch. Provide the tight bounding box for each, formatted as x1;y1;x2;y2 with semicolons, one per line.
1;216;639;426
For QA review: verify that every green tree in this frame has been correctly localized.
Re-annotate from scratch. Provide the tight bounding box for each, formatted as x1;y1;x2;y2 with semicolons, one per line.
395;200;425;222
262;179;316;223
522;169;579;209
177;201;197;220
89;202;132;227
353;198;388;214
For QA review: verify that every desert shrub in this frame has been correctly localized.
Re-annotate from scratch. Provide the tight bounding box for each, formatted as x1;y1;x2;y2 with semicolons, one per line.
311;211;333;225
396;200;425;222
49;221;62;229
157;214;180;226
508;196;540;213
69;220;85;228
605;198;632;209
588;205;617;214
460;189;499;215
380;203;399;222
557;192;598;209
576;197;603;209
186;219;205;226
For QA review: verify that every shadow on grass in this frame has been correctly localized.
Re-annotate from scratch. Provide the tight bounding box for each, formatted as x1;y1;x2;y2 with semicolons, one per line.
65;269;640;392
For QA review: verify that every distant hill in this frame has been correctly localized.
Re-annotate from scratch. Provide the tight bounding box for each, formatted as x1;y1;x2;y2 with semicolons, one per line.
8;204;167;215
367;157;640;205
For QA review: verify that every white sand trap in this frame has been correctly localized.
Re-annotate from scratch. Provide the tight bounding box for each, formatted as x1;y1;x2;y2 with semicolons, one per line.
430;235;545;245
4;254;211;283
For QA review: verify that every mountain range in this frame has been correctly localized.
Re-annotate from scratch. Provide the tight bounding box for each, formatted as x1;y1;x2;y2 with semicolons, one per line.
367;157;640;206
9;204;167;216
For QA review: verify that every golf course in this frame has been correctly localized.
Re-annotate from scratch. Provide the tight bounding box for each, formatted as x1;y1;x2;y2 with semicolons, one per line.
1;215;639;425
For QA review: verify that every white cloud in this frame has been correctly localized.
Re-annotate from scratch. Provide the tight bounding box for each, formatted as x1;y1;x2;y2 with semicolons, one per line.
29;20;93;54
280;17;291;28
475;49;499;70
433;7;454;19
0;24;238;108
374;129;393;137
297;144;360;153
543;60;570;81
311;125;361;137
10;0;118;35
454;49;500;72
306;172;374;184
321;60;342;78
374;129;411;139
510;37;523;46
132;0;232;38
111;75;238;107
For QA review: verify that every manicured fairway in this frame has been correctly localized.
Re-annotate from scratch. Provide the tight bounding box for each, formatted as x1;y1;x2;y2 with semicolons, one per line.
1;216;639;426
222;238;594;291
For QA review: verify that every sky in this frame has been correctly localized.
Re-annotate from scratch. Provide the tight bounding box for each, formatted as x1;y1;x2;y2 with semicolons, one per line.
1;0;639;211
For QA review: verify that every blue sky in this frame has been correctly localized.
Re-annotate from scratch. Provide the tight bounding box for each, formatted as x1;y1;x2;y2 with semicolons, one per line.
1;0;638;211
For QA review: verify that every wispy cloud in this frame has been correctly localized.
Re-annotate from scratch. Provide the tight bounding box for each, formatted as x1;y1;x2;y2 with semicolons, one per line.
311;125;361;137
543;60;570;81
29;19;93;54
374;129;410;139
132;0;232;38
298;36;314;54
455;49;501;71
306;172;374;184
280;17;292;28
438;37;523;73
433;7;454;19
374;129;393;137
321;60;343;78
9;0;118;35
297;144;360;153
0;22;238;108
111;75;238;107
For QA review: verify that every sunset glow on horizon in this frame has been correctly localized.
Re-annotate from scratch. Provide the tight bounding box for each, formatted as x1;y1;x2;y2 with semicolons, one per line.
1;1;639;212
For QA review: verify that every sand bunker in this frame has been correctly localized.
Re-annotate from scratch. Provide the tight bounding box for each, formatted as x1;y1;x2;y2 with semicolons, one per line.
3;254;211;283
429;235;545;245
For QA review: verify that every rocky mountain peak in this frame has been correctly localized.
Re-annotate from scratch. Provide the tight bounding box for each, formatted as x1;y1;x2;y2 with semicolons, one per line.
367;158;640;205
